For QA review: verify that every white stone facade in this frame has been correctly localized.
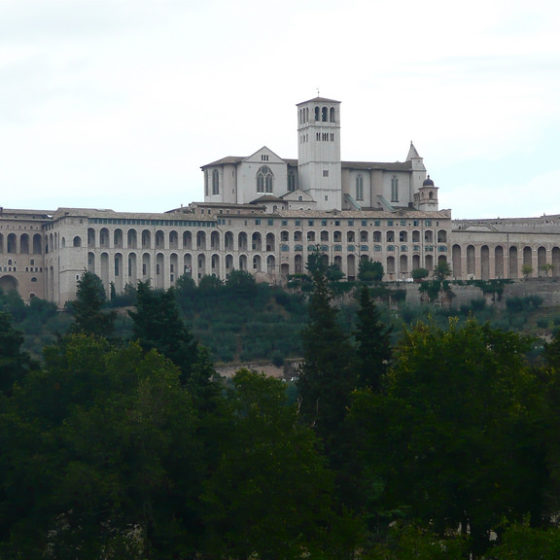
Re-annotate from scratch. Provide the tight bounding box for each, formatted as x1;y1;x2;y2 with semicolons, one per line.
2;96;560;306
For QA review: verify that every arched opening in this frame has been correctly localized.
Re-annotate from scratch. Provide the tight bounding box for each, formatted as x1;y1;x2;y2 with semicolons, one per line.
267;255;275;275
553;247;560;277
142;253;151;279
225;254;234;274
20;234;29;254
211;231;220;250
197;254;206;278
481;245;490;280
238;232;248;251
73;236;82;248
127;229;137;249
100;228;109;248
400;254;408;276
266;233;275;251
197;231;206;250
295;254;303;274
33;234;42;254
347;254;356;279
184;254;192;277
7;234;16;253
0;275;18;292
253;255;262;272
128;253;137;282
538;246;547;276
425;254;433;271
467;245;475;276
239;254;247;271
155;230;165;249
225;231;234;250
437;230;447;243
100;252;109;290
509;246;518;278
523;246;532;275
452;245;462;278
88;252;95;273
211;254;220;276
88;228;96;248
156;253;164;289
114;253;123;292
169;230;178;249
495;246;504;278
114;229;123;248
183;231;192;250
170;253;178;284
142;230;151;249
252;232;262;251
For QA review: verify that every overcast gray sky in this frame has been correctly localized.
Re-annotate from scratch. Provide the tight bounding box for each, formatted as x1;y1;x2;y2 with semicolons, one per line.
1;0;559;218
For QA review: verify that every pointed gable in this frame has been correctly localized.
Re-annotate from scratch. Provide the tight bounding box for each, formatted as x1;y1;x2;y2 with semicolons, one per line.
244;146;285;165
406;142;421;161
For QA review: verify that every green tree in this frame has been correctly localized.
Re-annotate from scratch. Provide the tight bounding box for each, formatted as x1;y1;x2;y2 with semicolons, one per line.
0;336;204;558
354;285;391;391
129;282;199;384
298;270;355;442
225;269;257;296
348;319;548;555
433;259;451;281
0;312;34;395
202;369;358;560
69;271;116;337
411;267;429;281
358;259;384;282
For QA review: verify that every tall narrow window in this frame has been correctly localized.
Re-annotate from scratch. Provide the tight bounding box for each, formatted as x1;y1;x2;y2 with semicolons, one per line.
322;107;328;121
256;166;274;193
288;171;296;192
356;175;363;201
329;107;335;122
212;169;220;195
204;170;209;196
391;176;399;202
314;106;320;121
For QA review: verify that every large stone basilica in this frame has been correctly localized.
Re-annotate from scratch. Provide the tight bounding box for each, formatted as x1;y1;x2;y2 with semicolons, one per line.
2;96;559;306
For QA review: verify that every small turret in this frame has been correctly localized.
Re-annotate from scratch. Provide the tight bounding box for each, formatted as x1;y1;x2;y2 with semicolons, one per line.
415;175;439;211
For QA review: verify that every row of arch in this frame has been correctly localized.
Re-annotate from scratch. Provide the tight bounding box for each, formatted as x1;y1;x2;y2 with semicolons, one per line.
0;233;42;254
452;244;560;279
83;228;449;251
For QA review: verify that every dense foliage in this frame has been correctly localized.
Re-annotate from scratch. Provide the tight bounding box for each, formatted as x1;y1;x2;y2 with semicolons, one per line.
4;272;560;557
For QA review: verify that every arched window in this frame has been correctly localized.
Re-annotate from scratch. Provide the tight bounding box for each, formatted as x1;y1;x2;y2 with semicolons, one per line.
355;175;363;201
391;176;399;202
212;169;219;195
256;166;274;193
322;107;327;121
329;107;335;122
314;106;320;121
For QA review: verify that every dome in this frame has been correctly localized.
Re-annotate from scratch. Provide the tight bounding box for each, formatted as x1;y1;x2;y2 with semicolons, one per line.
423;175;434;187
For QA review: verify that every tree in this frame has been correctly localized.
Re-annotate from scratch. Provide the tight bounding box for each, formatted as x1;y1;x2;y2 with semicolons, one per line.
225;269;257;296
129;282;199;384
0;312;34;394
298;270;355;442
358;259;384;283
522;263;533;279
411;267;429;281
353;285;391;391
306;245;328;277
432;260;451;281
348;319;548;555
201;369;358;560
69;271;116;337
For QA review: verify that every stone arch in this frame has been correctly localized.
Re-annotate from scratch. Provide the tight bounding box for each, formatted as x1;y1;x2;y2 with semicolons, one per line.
266;233;275;251
142;253;151;278
88;228;96;248
73;236;82;248
238;232;248;251
128;253;137;282
20;234;29;254
183;231;192;250
33;234;42;254
114;253;123;292
0;275;18;292
538;246;547;276
466;245;475;276
252;232;262;251
253;254;262;272
197;253;206;277
184;253;192;276
114;229;123;248
127;229;137;249
156;253;164;288
239;254;247;271
494;246;504;278
100;228;110;248
88;252;95;273
424;230;433;243
155;230;165;249
225;254;234;274
509;246;518;278
452;244;462;278
142;230;151;249
211;231;220;250
169;230;178;249
197;231;206;250
225;231;234;250
7;233;16;253
481;245;490;280
211;254;220;276
553;247;560;277
295;254;303;274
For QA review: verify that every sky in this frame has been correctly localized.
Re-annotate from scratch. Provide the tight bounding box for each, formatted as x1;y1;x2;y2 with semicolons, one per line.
1;0;559;219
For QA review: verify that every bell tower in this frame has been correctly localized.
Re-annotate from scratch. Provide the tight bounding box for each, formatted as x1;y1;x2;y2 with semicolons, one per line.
296;96;342;210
